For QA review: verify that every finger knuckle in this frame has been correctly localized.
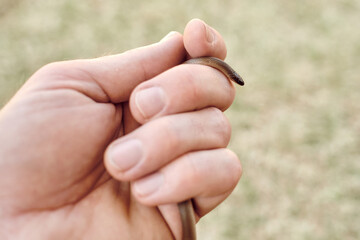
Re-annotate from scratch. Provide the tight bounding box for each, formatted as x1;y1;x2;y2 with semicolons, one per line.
35;60;92;83
156;117;181;150
207;107;231;146
224;149;242;188
37;61;69;77
181;66;202;102
186;153;203;182
223;85;236;110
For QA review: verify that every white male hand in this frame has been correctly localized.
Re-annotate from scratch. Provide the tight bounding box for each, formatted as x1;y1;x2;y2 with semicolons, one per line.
0;19;242;240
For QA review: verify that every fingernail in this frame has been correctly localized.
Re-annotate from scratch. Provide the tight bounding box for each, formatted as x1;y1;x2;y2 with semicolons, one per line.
110;140;143;172
135;87;166;119
160;31;178;42
133;172;163;197
204;24;215;44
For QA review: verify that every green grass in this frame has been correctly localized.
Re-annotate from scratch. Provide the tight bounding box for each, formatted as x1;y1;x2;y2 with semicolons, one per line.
1;0;359;239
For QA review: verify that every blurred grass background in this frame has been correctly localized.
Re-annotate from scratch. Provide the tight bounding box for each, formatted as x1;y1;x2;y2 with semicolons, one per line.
1;0;359;239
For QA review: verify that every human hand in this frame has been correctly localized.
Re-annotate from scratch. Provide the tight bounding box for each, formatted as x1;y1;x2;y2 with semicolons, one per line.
0;19;242;239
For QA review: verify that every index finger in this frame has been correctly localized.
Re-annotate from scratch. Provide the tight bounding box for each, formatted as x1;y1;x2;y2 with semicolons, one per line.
28;32;186;104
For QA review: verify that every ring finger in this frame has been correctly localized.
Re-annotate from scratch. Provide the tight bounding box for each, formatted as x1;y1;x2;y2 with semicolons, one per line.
132;148;242;215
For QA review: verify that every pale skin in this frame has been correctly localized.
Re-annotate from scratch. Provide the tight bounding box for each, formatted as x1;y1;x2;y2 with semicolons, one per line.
0;19;242;239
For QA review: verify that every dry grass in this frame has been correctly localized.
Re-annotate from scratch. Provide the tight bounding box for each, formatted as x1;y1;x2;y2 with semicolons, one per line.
1;0;359;239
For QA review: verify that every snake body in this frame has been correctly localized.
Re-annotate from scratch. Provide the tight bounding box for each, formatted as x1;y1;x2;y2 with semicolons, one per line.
178;57;244;240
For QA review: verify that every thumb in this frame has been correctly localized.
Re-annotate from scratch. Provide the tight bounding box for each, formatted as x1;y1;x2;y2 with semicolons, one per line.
30;32;185;103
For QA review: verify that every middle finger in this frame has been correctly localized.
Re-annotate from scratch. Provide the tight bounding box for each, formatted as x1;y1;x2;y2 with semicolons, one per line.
129;63;236;124
104;107;231;181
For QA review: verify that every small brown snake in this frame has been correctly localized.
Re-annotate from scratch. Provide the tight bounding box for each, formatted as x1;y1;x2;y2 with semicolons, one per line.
178;57;244;240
